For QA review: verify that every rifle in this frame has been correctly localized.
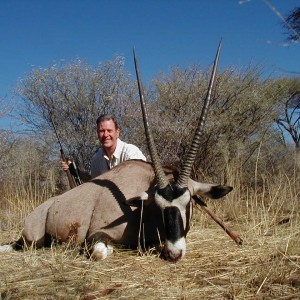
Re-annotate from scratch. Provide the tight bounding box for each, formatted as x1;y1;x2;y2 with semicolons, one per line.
49;114;82;189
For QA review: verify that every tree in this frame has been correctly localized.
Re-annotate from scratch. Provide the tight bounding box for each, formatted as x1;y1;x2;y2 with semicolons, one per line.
16;56;298;186
17;57;144;172
274;77;300;150
151;63;282;181
0;96;15;181
283;7;300;42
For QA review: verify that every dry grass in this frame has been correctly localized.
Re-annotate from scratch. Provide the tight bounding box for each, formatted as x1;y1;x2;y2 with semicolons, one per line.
0;168;299;299
1;217;299;300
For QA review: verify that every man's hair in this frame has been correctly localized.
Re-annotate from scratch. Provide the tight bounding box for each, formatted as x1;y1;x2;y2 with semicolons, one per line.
96;114;120;130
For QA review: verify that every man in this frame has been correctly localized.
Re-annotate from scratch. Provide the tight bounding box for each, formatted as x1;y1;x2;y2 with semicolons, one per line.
61;114;146;180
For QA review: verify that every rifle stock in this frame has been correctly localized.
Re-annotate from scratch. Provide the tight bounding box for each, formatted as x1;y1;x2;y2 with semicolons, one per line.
60;149;77;189
68;160;82;186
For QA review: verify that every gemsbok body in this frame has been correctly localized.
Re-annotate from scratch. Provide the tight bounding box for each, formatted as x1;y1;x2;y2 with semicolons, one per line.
0;41;233;261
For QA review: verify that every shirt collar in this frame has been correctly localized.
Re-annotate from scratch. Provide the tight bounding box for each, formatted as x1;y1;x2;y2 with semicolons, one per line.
103;139;123;161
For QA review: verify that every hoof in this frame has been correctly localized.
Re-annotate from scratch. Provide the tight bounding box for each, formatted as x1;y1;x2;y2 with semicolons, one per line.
0;244;14;253
90;242;113;260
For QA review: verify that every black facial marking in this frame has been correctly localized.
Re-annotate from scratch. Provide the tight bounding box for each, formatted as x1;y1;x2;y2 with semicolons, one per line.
184;201;192;236
158;183;187;202
163;207;185;242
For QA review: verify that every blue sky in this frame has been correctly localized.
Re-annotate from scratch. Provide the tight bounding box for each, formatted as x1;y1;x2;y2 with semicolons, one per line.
0;0;299;129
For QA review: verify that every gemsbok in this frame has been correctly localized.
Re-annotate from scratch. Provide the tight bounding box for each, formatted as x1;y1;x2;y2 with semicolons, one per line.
0;41;236;261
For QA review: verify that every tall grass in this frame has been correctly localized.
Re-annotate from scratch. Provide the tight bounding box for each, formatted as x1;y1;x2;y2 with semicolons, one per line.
0;156;299;299
0;164;57;231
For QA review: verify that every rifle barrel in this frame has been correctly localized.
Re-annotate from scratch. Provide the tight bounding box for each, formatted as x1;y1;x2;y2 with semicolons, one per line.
49;114;78;189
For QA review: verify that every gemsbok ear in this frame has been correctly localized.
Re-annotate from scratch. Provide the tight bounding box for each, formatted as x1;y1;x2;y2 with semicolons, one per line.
205;185;233;199
188;179;233;199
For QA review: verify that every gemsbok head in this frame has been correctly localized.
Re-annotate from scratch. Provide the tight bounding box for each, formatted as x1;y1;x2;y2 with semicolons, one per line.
133;40;226;260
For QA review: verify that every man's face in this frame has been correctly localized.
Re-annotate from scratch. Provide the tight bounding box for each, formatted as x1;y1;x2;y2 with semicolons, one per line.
97;119;120;150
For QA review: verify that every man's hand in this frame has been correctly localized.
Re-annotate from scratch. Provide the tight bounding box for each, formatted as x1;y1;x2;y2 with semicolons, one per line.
61;160;71;171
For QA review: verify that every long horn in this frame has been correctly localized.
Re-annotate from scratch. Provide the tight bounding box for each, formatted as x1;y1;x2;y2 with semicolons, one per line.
133;48;169;189
177;40;222;188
